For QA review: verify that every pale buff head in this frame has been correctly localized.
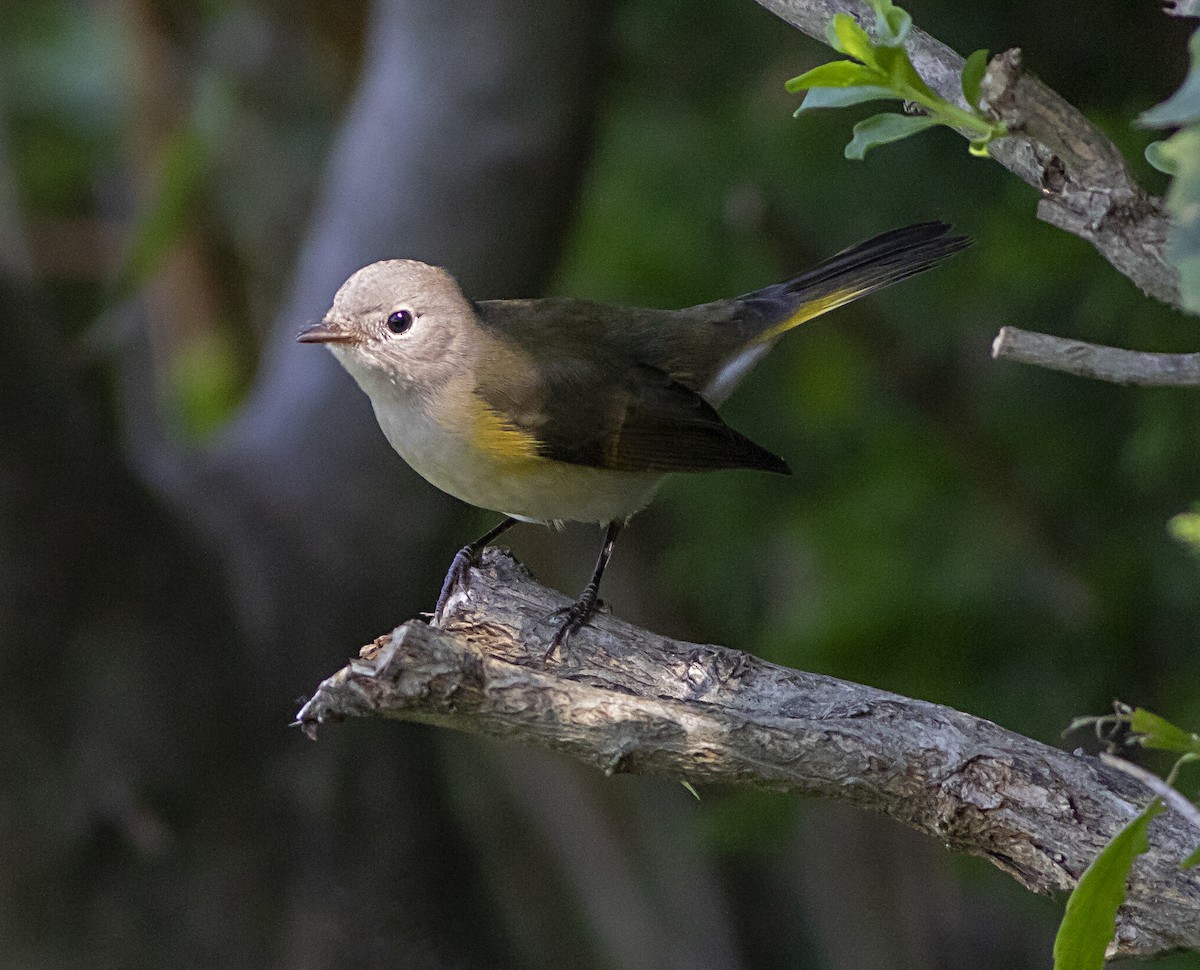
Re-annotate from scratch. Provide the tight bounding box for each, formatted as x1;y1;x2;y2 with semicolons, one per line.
299;259;477;399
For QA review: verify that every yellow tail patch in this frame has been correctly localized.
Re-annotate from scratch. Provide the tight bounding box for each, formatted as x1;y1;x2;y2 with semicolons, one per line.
755;287;866;344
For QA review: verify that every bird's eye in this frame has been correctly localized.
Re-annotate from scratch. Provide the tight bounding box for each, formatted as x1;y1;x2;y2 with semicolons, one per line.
386;309;413;334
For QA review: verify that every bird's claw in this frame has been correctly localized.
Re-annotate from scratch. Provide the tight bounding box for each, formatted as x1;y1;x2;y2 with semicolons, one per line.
543;596;604;659
434;546;476;624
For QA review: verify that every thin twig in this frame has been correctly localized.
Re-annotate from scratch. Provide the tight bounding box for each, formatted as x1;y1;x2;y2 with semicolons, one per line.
992;326;1200;385
296;549;1200;959
1100;752;1200;833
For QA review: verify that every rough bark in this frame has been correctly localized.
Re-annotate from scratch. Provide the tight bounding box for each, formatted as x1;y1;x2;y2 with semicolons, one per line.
298;550;1200;961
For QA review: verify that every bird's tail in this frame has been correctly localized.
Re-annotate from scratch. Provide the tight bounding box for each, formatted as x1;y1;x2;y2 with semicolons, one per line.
737;222;970;344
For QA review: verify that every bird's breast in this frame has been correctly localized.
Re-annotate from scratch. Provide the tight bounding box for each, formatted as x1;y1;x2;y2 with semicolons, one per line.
371;383;660;525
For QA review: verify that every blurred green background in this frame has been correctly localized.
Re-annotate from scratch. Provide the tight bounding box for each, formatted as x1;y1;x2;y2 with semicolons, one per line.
2;0;1198;967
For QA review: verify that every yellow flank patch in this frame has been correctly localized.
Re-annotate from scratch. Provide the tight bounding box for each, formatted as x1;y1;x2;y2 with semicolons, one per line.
756;287;864;343
470;403;541;463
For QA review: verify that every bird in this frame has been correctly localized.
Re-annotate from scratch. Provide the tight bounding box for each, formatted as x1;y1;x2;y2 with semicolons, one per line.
298;221;969;648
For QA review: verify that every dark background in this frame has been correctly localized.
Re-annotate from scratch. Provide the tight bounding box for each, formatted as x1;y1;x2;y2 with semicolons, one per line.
2;0;1198;967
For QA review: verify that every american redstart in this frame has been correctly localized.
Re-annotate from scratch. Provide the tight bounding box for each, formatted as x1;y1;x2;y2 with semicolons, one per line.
299;222;968;646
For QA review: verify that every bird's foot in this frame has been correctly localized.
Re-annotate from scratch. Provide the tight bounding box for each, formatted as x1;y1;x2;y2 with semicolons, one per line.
543;588;604;659
434;545;478;623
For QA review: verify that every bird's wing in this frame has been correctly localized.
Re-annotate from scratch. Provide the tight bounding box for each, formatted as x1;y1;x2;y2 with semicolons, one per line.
473;300;789;475
535;360;790;474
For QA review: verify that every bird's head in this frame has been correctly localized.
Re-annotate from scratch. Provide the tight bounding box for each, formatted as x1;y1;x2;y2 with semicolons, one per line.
298;259;476;400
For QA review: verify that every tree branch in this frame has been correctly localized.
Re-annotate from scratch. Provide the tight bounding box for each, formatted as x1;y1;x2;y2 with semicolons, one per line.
992;326;1200;385
296;550;1200;960
754;0;1178;309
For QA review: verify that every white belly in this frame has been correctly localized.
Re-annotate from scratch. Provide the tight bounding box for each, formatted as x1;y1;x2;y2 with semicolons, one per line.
371;389;661;525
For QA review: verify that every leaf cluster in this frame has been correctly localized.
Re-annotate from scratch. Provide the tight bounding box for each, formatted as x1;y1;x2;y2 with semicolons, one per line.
785;0;1005;159
1055;706;1200;969
1141;25;1200;313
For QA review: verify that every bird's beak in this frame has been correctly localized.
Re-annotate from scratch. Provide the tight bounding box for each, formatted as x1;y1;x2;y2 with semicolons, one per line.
297;319;355;344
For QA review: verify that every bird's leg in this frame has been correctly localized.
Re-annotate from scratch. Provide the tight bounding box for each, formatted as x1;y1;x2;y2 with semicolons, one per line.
547;520;623;656
434;516;518;622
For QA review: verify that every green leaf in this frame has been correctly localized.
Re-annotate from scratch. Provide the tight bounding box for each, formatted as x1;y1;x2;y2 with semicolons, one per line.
1138;27;1200;128
832;13;877;66
796;85;902;113
844;112;939;159
962;49;990;109
680;780;701;800
1131;708;1200;755
1159;125;1200;312
785;60;887;93
866;0;912;46
1184;843;1200;869
968;137;993;157
872;44;938;100
826;18;845;52
1137;28;1200;310
1147;125;1200;311
1145;139;1177;175
1053;800;1165;970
